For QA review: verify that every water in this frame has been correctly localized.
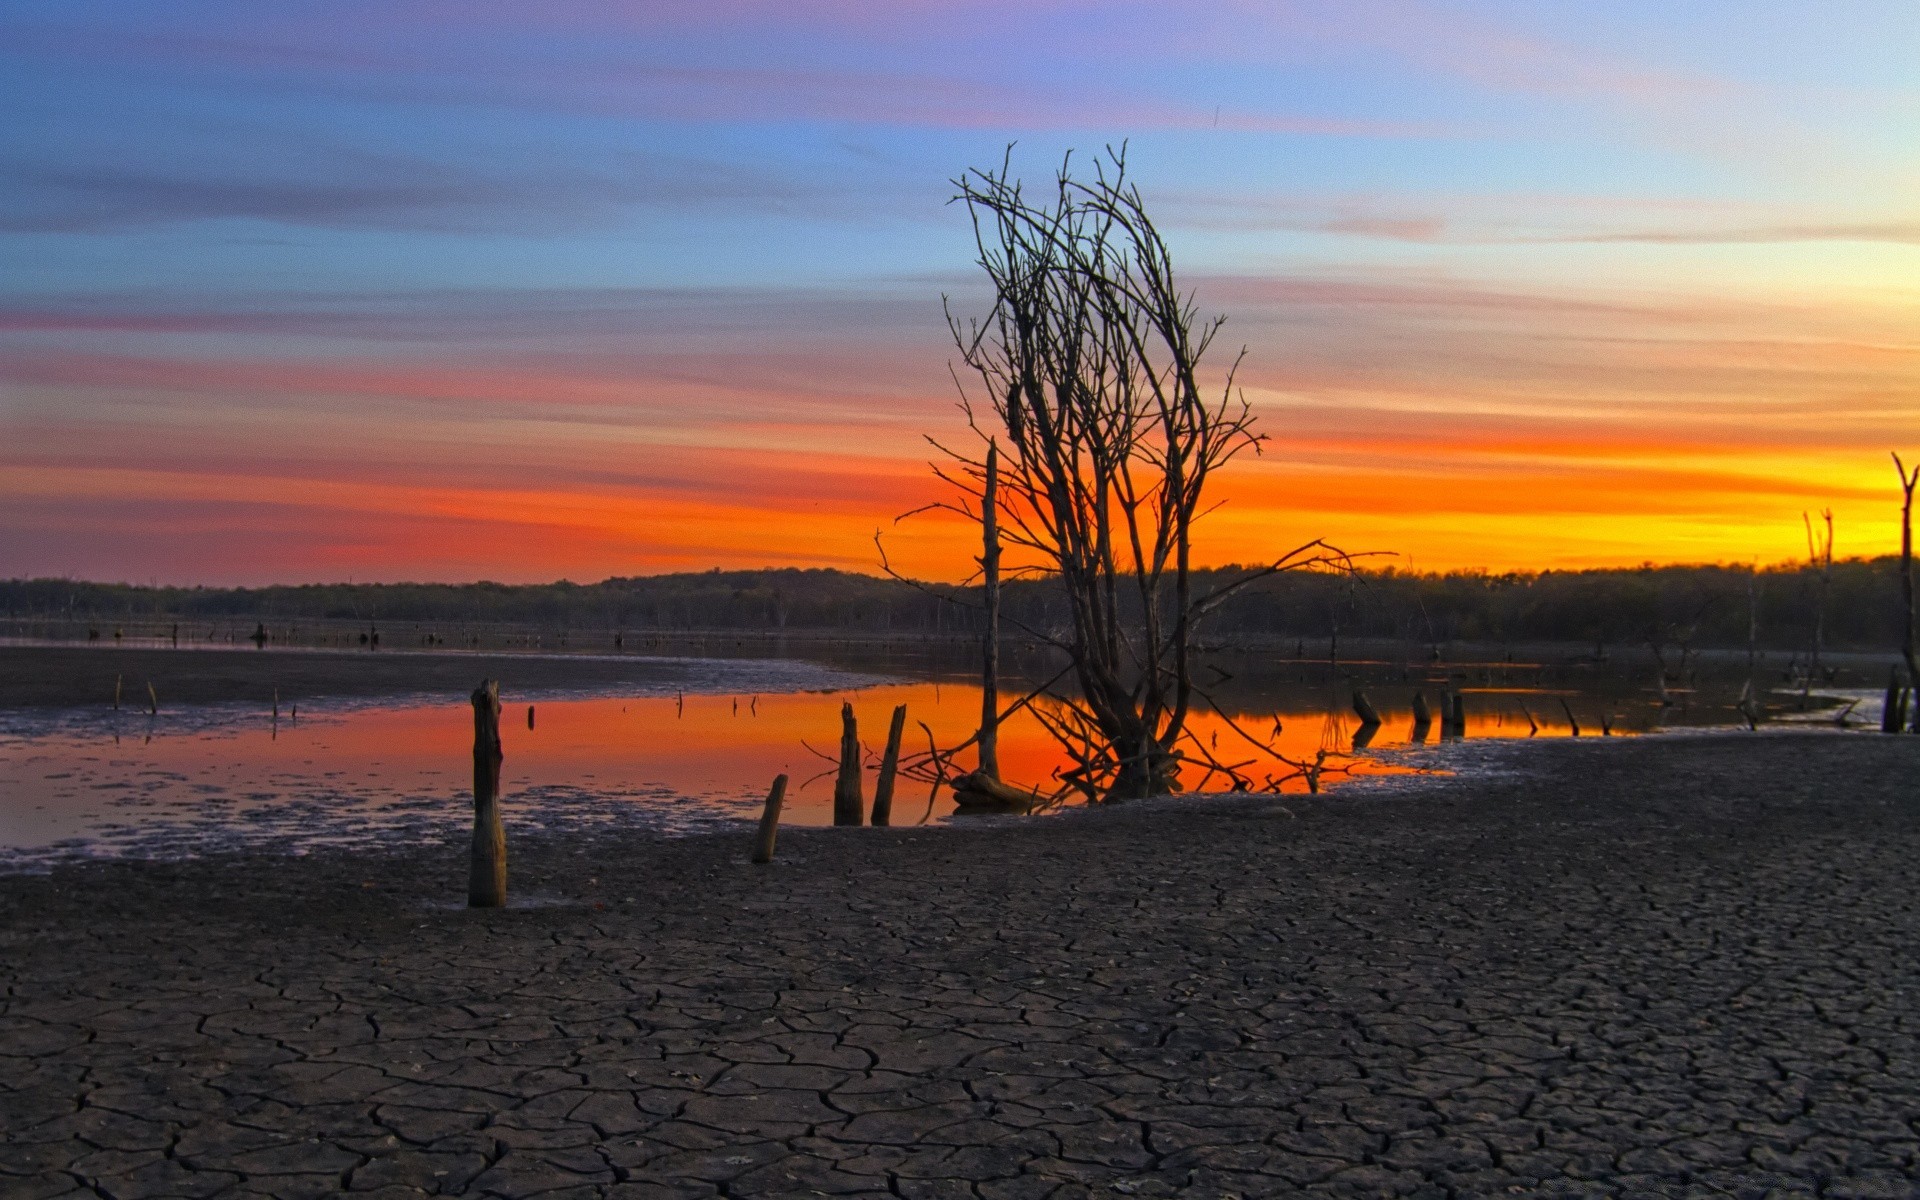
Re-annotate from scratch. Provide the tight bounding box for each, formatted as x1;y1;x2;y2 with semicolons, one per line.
0;642;1866;871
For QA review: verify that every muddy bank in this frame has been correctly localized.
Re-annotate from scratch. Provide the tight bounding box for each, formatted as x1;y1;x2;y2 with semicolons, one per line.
2;732;1917;1197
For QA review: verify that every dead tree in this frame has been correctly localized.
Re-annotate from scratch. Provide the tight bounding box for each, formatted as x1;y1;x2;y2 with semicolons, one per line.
1802;508;1833;708
921;146;1345;801
1896;454;1920;720
978;441;1002;778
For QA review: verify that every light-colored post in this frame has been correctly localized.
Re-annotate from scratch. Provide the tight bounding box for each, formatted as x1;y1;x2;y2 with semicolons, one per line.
469;680;507;908
871;704;908;827
832;702;864;826
751;774;787;864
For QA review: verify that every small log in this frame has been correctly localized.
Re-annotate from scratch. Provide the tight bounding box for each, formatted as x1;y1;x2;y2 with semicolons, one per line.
871;704;907;827
1350;690;1382;728
469;680;507;908
750;774;787;864
832;702;864;826
950;770;1034;813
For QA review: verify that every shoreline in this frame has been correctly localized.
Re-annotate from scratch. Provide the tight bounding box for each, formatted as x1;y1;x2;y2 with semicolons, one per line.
4;731;1916;1196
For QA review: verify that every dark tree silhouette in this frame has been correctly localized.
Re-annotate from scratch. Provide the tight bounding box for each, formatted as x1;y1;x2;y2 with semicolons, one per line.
924;147;1347;800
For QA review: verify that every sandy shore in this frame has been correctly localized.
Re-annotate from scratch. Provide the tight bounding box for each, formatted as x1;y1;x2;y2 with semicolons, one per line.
3;731;1917;1198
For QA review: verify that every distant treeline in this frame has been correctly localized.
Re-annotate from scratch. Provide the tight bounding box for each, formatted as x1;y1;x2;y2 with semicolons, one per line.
0;559;1902;653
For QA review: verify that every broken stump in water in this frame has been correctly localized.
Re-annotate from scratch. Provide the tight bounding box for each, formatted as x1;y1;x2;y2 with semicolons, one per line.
871;704;907;827
832;702;864;826
469;680;507;908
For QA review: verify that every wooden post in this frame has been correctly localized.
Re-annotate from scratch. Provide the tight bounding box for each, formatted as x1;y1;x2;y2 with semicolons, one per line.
146;681;158;716
871;704;908;827
1409;689;1431;742
979;440;1001;779
1449;691;1466;737
469;680;507;908
1351;690;1381;728
1560;698;1582;737
113;673;122;712
751;774;787;864
527;704;536;730
832;702;863;826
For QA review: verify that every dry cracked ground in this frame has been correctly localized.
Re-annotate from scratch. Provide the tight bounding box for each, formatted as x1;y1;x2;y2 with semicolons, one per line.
3;733;1918;1199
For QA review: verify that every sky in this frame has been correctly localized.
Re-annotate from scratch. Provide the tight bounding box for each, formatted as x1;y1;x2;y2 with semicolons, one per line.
2;1;1916;585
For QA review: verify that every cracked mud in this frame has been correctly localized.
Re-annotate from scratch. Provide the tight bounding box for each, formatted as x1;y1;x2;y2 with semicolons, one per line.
3;733;1917;1198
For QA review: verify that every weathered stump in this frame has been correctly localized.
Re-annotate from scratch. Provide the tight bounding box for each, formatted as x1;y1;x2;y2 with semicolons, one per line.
469;680;507;908
751;774;787;864
871;704;907;827
1351;690;1382;728
832;702;864;826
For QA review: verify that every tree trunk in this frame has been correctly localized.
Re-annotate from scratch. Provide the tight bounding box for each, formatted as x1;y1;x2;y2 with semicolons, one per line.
469;680;506;908
871;704;907;827
978;441;1001;779
832;702;864;826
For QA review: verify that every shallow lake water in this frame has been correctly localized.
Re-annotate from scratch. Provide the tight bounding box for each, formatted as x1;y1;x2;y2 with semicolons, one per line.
0;643;1863;870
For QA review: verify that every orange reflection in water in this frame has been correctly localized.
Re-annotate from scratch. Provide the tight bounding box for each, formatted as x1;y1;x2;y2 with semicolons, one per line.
4;679;1620;860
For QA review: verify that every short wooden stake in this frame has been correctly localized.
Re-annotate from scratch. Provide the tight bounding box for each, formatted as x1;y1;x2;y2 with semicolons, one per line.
1560;698;1582;737
113;674;122;711
527;704;536;730
146;681;158;716
751;774;787;864
1450;691;1467;737
871;704;907;827
469;680;507;908
1410;689;1431;726
1351;690;1382;728
1884;666;1904;733
832;702;863;827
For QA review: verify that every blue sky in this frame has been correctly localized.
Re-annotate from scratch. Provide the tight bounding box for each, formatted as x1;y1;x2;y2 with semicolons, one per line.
2;1;1916;582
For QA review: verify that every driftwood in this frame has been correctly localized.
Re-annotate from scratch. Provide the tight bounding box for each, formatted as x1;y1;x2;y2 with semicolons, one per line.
949;770;1035;813
469;680;507;908
871;704;907;827
832;702;864;826
751;774;787;864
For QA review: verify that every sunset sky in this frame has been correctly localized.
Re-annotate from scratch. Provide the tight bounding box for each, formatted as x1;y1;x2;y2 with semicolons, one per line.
3;1;1916;584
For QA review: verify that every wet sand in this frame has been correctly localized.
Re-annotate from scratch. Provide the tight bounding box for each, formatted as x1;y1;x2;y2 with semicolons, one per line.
3;731;1917;1198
